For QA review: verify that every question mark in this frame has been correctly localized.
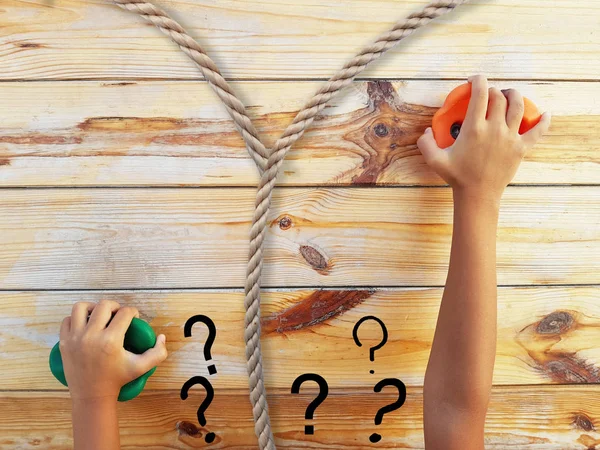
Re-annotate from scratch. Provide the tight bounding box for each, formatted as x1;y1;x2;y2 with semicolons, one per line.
180;376;216;444
290;373;329;435
352;316;388;374
369;378;406;443
185;315;217;375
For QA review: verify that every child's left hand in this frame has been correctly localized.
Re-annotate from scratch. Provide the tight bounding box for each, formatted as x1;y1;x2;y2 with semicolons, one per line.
59;300;168;402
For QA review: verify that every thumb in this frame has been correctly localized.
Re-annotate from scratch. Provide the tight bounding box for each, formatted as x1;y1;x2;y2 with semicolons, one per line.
417;127;448;172
130;334;168;377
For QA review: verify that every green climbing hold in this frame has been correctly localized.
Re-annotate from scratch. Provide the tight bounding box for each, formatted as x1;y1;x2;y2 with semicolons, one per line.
49;317;157;402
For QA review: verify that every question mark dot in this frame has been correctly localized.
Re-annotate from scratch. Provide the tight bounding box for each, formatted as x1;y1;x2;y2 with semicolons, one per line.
208;365;217;375
205;432;216;443
305;425;315;435
370;370;374;374
369;433;382;443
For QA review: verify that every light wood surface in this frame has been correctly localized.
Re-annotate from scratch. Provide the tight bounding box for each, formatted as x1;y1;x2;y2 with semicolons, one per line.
0;80;596;187
1;0;599;448
0;0;599;81
2;386;600;449
0;187;597;289
1;288;599;390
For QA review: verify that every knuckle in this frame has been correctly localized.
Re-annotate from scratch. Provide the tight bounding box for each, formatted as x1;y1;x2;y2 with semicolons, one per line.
79;333;93;350
72;301;87;311
512;98;525;112
467;122;484;137
121;306;138;316
506;90;524;108
158;346;168;361
100;334;120;354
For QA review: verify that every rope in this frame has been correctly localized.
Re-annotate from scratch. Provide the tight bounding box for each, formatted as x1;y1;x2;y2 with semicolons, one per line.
113;0;268;172
112;1;470;447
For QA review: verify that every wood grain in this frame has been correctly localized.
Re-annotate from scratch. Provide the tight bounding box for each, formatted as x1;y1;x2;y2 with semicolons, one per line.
2;287;600;390
0;187;598;289
2;386;600;449
1;0;599;446
1;1;599;81
0;80;596;187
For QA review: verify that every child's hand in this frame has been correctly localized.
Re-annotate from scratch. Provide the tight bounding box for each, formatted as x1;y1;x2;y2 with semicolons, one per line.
59;300;168;402
417;75;551;204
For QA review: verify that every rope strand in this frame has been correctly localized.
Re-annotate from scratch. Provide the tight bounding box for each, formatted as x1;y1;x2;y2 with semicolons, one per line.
112;0;269;171
112;1;470;447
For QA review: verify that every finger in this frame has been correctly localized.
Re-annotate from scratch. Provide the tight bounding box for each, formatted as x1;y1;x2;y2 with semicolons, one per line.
70;302;95;333
503;88;525;131
59;316;71;340
464;75;489;125
521;112;551;149
417;128;449;171
129;334;168;378
487;87;508;122
108;306;139;339
87;299;121;331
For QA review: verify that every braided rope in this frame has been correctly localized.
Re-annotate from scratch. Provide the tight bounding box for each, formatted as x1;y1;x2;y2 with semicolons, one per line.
113;1;469;447
113;0;268;172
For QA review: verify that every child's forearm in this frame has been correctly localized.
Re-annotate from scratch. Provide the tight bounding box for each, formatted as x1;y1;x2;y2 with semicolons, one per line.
72;397;120;450
60;301;168;450
423;189;499;449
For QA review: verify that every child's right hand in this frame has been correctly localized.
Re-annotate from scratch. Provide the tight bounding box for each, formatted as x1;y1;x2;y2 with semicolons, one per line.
59;300;168;402
417;75;551;205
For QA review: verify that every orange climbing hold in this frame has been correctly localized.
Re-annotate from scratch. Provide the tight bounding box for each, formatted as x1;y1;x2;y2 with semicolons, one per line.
432;83;542;149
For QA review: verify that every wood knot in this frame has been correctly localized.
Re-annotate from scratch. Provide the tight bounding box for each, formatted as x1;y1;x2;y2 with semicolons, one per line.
300;245;329;274
176;420;202;437
15;41;45;49
573;413;596;432
373;123;389;137
262;289;374;333
544;358;599;383
536;311;574;334
279;215;293;230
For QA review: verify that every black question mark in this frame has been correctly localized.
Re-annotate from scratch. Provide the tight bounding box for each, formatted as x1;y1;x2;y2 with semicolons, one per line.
180;376;216;444
185;315;217;375
352;316;388;374
369;378;406;443
291;373;329;435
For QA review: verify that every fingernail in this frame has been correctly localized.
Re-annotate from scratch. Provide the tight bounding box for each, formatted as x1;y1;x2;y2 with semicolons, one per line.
158;334;166;344
501;89;509;94
425;127;432;134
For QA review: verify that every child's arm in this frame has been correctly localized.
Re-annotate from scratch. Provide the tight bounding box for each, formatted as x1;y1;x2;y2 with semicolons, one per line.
59;300;168;450
417;75;551;450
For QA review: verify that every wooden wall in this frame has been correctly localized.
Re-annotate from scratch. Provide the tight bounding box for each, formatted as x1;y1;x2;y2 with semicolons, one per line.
1;0;599;448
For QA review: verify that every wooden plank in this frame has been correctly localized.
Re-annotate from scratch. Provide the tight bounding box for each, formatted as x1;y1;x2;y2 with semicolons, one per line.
1;287;599;390
1;80;596;187
1;386;600;449
1;1;599;81
0;187;598;289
